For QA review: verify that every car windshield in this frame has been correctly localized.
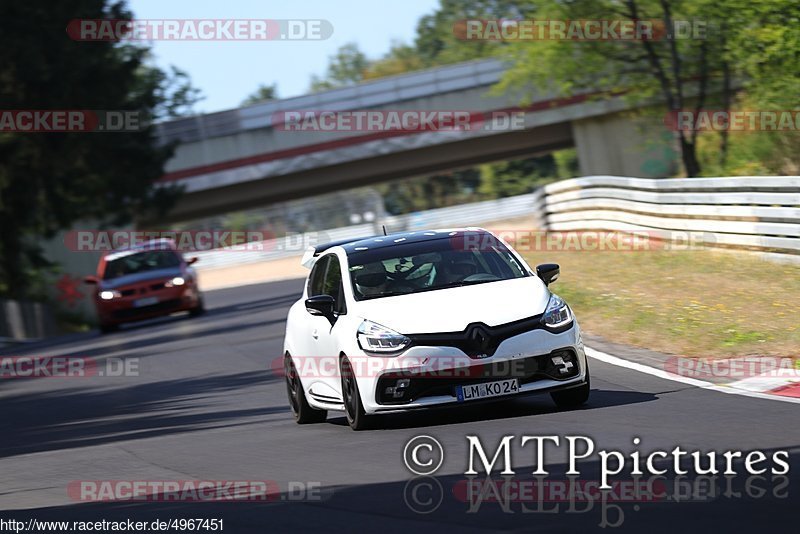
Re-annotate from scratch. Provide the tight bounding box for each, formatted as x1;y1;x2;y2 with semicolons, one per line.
347;234;528;301
103;249;181;280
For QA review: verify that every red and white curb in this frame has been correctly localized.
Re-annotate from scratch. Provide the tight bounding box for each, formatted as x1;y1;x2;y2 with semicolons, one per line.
586;347;800;405
724;374;800;399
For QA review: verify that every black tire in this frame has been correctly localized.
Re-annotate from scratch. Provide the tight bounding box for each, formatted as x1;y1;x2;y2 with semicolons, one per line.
551;366;590;409
189;295;206;317
99;323;118;334
285;355;327;424
340;355;373;431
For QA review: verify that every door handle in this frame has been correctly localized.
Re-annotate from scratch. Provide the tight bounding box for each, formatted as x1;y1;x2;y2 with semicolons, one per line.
312;329;319;339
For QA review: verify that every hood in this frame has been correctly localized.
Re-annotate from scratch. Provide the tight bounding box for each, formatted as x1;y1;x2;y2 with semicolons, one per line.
101;267;183;289
354;276;550;334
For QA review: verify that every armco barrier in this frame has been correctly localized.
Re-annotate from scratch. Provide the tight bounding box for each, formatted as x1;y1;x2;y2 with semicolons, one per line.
0;299;59;344
540;176;800;256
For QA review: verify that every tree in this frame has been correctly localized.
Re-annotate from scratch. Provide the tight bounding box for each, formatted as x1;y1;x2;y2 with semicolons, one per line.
309;43;369;92
363;41;425;80
414;0;524;66
378;169;483;215
241;83;278;106
496;0;740;177
0;0;201;299
711;0;800;175
478;155;559;197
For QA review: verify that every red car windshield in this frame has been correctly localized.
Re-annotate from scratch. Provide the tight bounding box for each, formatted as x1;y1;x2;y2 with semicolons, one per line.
103;250;181;280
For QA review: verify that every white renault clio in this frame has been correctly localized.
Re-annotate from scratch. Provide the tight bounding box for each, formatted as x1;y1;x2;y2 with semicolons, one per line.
282;228;589;430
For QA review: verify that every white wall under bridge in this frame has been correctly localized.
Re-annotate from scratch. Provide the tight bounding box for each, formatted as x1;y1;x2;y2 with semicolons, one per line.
153;59;679;224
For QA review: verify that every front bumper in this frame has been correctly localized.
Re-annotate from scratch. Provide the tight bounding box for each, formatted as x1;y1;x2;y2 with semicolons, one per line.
95;285;199;325
353;321;586;414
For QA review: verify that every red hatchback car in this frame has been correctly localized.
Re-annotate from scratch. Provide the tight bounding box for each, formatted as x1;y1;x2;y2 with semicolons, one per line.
84;239;205;333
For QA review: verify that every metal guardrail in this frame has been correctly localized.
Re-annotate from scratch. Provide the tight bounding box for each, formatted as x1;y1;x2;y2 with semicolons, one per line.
541;175;800;255
0;299;58;344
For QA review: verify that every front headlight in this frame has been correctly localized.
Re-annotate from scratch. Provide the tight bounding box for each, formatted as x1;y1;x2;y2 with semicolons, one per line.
542;293;573;329
99;290;121;300
357;320;410;354
165;276;185;287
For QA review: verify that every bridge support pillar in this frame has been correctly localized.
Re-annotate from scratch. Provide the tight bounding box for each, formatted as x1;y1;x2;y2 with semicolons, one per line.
571;113;679;178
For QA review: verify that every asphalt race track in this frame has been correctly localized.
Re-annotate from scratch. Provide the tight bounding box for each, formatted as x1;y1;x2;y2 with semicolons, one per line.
1;279;798;533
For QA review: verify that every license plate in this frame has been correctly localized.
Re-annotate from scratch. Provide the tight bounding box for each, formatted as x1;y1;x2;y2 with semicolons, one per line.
133;296;159;308
456;378;519;402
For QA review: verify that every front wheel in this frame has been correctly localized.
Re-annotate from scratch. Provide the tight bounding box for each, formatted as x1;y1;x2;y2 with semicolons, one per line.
551;366;590;409
285;355;327;424
189;294;206;317
340;356;373;431
99;323;118;334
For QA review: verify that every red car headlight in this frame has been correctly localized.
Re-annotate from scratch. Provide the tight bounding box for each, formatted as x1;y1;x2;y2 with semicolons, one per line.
165;276;186;288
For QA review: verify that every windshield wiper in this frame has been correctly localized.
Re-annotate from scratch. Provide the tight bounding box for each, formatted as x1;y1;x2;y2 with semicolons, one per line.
456;279;495;286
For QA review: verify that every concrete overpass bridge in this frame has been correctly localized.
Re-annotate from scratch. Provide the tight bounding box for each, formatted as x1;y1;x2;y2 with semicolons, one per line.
155;58;678;223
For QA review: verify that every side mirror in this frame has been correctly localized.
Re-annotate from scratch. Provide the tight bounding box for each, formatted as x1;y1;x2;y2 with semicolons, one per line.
305;295;336;323
536;263;560;286
186;257;199;265
83;276;100;285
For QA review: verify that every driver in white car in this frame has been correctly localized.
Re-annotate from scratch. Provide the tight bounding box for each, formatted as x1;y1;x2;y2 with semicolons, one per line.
354;261;389;298
437;254;478;285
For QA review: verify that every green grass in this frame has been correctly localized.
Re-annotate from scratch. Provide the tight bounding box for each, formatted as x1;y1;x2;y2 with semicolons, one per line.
520;248;800;358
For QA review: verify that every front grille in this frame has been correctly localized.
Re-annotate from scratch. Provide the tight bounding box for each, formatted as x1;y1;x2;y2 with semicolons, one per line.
111;298;183;320
114;282;168;297
406;315;545;358
375;348;580;405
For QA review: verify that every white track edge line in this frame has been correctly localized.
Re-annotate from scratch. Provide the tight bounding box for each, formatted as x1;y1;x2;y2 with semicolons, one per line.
586;346;800;405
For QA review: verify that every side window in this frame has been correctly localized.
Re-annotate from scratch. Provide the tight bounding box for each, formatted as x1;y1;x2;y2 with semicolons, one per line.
307;256;329;297
322;256;346;314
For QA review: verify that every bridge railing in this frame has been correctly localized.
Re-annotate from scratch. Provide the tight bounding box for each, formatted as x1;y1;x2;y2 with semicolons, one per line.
540;176;800;258
156;58;506;145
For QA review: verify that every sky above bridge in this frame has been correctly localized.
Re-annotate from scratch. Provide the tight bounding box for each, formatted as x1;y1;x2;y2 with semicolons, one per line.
128;0;439;113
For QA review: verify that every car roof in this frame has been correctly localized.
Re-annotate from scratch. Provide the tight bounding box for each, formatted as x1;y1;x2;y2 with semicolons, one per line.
301;228;493;268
